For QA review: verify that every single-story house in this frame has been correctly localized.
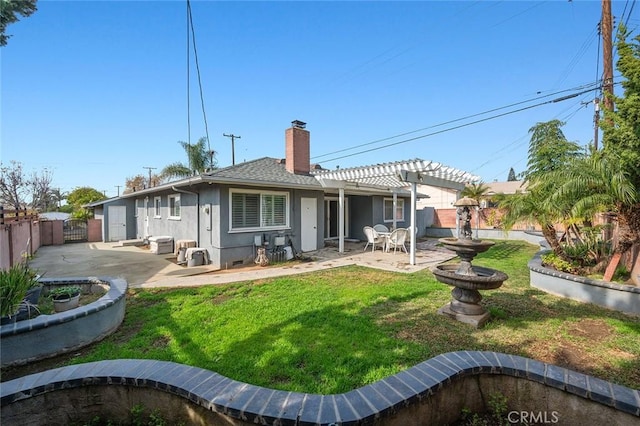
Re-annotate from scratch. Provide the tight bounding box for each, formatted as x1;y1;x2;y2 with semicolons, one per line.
87;121;478;269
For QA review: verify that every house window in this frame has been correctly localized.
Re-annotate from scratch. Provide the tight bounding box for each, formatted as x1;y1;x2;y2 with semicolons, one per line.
383;198;404;222
154;197;161;218
168;195;180;219
230;189;289;230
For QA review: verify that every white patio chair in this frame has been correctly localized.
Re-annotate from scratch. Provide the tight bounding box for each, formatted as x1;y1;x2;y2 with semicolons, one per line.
373;224;389;233
363;226;385;252
387;228;408;253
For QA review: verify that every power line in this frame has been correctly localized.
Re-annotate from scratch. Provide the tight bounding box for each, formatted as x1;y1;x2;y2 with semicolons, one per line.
317;87;598;164
185;0;211;170
311;81;600;162
187;0;211;155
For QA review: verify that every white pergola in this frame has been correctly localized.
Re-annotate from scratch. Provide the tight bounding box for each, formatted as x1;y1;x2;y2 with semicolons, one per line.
314;159;479;264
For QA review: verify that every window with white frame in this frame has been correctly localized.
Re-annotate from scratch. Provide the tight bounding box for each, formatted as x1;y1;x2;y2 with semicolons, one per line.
154;197;161;218
168;195;180;219
383;198;404;222
230;189;289;230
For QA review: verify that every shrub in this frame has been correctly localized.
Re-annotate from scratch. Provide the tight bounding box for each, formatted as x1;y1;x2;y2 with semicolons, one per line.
541;252;580;274
0;263;40;317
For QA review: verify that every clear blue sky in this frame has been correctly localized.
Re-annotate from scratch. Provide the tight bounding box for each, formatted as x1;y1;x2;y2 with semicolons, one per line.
2;1;637;198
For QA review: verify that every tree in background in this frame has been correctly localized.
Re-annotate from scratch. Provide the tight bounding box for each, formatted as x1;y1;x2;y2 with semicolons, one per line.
29;168;54;212
161;137;217;181
460;182;490;204
123;174;161;194
520;120;582;182
507;167;517;181
48;188;68;210
500;120;583;256
0;161;29;210
66;187;106;219
0;0;37;46
0;160;57;213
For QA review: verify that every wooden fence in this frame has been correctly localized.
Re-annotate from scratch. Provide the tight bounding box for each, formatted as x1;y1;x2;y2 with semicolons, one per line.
0;207;41;269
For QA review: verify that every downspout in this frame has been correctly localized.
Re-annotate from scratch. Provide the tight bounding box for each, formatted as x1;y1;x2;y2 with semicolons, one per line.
172;186;200;246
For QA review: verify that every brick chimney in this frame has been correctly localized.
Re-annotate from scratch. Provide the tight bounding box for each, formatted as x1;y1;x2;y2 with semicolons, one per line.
285;120;310;174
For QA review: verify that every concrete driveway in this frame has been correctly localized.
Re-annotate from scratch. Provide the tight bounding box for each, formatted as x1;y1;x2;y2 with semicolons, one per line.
28;240;455;289
28;242;217;287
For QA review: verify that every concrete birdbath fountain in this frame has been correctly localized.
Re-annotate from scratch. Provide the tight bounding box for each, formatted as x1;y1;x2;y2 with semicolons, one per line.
433;197;508;328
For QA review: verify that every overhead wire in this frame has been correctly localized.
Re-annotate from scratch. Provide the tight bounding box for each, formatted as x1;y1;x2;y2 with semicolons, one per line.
553;25;598;89
186;0;191;169
483;97;589;182
187;0;212;157
311;81;600;162
624;0;637;28
314;86;599;164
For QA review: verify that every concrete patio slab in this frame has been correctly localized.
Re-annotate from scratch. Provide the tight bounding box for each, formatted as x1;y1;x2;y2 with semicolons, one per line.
28;240;456;289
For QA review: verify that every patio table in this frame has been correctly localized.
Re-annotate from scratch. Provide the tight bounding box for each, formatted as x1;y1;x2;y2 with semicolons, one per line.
377;231;391;252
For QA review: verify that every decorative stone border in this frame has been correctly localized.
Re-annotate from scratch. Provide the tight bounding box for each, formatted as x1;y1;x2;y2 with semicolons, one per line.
1;352;638;425
529;250;640;315
0;277;127;367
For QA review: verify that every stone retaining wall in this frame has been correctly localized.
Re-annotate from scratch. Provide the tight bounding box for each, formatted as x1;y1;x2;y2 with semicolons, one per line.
2;352;638;425
529;250;640;316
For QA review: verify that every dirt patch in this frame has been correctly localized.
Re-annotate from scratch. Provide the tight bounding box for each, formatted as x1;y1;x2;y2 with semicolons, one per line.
147;335;170;351
524;319;614;375
211;294;231;305
567;318;612;339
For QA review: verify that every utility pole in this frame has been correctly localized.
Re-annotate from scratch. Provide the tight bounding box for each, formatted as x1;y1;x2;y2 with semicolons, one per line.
143;167;156;189
601;0;614;116
115;185;121;197
223;133;241;165
593;97;600;150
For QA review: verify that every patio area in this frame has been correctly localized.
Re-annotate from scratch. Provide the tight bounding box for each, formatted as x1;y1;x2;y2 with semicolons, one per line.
27;238;456;289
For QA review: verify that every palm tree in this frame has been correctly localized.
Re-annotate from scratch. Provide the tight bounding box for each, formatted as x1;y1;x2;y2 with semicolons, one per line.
547;154;638;270
161;137;217;181
499;182;568;255
460;182;490;205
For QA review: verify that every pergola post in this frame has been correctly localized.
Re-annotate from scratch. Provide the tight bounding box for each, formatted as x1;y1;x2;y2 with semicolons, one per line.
410;181;417;265
339;187;345;253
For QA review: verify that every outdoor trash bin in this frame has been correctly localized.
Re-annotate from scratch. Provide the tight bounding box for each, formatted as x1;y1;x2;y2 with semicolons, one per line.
187;251;204;267
177;247;187;263
185;248;209;267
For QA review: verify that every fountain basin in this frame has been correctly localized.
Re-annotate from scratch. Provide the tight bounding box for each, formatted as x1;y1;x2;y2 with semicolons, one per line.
439;237;495;255
433;264;507;290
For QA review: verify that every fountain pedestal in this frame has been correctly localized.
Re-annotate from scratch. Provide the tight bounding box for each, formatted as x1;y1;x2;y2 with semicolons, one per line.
432;199;508;328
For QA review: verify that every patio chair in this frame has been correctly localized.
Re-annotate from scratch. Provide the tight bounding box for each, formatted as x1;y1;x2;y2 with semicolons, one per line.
387;228;408;253
363;226;385;252
373;224;389;233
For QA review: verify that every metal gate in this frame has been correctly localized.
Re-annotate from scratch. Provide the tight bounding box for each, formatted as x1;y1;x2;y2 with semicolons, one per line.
63;219;88;243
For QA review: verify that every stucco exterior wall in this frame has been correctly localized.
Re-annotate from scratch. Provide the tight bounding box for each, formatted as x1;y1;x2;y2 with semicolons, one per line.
124;184;326;270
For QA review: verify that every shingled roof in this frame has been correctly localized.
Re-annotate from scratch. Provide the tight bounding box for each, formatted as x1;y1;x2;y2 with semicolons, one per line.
205;157;322;189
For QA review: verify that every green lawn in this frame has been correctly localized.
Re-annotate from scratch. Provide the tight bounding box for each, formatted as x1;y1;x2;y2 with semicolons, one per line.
21;241;640;394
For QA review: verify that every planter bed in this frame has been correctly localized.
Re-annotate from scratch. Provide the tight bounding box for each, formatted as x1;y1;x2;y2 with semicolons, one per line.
529;250;640;316
0;277;127;368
